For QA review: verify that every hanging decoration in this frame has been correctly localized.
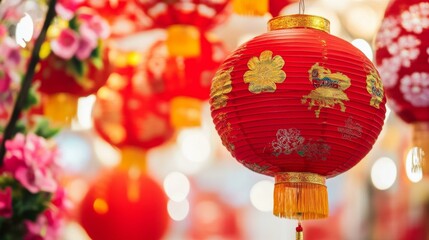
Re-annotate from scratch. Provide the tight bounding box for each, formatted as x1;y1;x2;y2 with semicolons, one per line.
375;0;429;176
145;34;227;128
82;0;152;37
93;50;173;161
210;14;386;236
33;7;111;126
79;168;169;240
232;0;298;16
136;0;229;31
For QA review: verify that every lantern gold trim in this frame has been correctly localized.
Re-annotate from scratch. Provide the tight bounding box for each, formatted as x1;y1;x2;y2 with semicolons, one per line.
268;14;330;33
274;172;328;220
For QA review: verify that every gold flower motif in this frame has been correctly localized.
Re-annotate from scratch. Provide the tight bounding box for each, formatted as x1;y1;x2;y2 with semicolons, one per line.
366;69;384;109
210;67;234;110
244;50;286;94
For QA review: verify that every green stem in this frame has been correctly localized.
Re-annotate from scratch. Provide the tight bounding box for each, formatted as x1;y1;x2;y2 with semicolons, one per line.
0;0;57;165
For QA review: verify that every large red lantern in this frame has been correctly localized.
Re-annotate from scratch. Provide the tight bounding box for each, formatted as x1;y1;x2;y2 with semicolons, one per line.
79;168;169;240
145;34;227;128
93;51;173;152
210;14;386;233
375;0;429;175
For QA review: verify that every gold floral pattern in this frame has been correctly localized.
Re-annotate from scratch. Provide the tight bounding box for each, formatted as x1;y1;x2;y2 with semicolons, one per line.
215;113;235;152
210;67;233;110
302;63;351;118
243;50;286;94
366;69;384;109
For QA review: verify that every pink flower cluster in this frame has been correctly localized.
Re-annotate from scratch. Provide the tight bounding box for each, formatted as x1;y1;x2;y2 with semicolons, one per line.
51;1;110;60
24;188;70;240
0;25;23;120
2;133;59;194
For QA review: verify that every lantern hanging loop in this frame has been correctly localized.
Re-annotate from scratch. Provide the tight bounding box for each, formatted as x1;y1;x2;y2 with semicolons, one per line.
299;0;305;14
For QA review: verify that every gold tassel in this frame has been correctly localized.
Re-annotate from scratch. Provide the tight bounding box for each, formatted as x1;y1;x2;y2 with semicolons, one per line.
170;97;202;129
43;93;78;126
296;222;304;240
412;123;429;175
232;0;269;16
273;172;328;220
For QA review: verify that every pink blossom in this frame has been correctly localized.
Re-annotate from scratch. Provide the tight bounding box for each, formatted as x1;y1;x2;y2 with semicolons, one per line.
76;33;97;60
400;72;429;107
0;37;22;68
0;25;7;39
401;2;429;34
0;187;12;218
80;15;110;39
376;17;400;49
0;69;12;93
377;57;401;88
24;209;62;240
2;134;59;193
50;29;80;60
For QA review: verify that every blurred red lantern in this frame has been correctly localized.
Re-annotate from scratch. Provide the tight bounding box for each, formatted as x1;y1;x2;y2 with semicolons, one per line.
210;14;385;229
79;168;169;240
145;34;227;128
232;0;297;16
82;0;152;37
375;0;429;175
136;0;229;31
34;12;111;125
93;51;173;150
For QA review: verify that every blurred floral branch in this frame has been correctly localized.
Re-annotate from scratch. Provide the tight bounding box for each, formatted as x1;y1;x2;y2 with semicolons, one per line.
0;0;57;165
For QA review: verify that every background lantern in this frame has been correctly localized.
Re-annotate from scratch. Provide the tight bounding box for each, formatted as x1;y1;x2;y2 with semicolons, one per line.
145;34;228;128
79;168;169;240
375;0;429;175
232;0;298;16
34;11;111;126
81;0;152;37
210;14;386;234
93;50;174;162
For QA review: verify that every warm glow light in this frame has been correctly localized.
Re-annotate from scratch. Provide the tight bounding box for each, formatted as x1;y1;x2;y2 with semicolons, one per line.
250;180;274;212
371;157;397;190
178;128;211;163
351;39;373;61
163;172;190;202
167;199;189;221
15;13;34;48
94;138;120;167
345;5;378;39
66;179;89;203
93;198;109;214
63;222;91;240
77;95;96;129
406;147;423;183
385;106;392;123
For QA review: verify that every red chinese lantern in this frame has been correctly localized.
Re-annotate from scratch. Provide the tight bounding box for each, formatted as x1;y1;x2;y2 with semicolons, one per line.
82;0;152;37
136;0;229;31
145;34;227;128
79;168;169;240
375;0;429;175
93;51;173;157
210;14;386;236
34;12;111;125
232;0;297;16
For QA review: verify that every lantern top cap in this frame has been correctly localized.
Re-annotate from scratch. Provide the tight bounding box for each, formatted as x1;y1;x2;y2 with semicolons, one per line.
268;14;330;33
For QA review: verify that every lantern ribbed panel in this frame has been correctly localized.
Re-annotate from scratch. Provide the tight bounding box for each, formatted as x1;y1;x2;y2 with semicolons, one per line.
375;0;429;123
211;23;386;178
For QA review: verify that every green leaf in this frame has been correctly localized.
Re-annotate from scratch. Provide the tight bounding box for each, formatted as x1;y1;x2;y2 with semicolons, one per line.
12;121;27;136
68;16;80;31
90;45;103;69
22;87;40;110
34;117;61;139
69;57;86;78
